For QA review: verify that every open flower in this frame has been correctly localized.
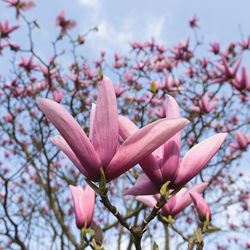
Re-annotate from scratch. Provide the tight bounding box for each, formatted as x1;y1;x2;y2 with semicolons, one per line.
69;185;95;228
38;76;189;182
190;93;217;114
136;183;208;217
230;131;249;153
55;10;77;36
121;95;227;195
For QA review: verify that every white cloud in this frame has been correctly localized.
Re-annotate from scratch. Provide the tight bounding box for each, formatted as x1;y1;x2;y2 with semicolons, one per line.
145;16;166;42
78;0;100;8
77;4;172;59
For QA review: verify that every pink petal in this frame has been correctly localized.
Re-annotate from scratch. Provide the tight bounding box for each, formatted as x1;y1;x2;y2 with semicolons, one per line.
161;188;186;216
189;191;212;221
38;98;100;179
79;185;95;226
51;136;90;179
136;195;157;208
200;93;209;113
163;183;208;216
69;185;95;228
106;117;190;181
161;95;181;181
236;132;248;149
174;133;227;188
126;174;160;195
118;115;139;140
119;115;163;183
92;76;119;169
89;103;96;143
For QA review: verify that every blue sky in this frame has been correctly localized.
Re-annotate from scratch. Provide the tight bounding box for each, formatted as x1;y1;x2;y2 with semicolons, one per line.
1;0;250;63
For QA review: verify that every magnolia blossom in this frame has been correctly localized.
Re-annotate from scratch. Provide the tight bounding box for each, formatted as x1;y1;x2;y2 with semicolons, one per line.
53;90;63;103
55;10;77;36
232;67;250;91
0;19;19;38
212;56;242;83
190;191;212;221
18;55;37;73
38;76;189;182
120;95;227;195
190;93;218;114
136;183;207;217
3;0;35;19
230;131;249;153
189;14;200;29
69;185;95;228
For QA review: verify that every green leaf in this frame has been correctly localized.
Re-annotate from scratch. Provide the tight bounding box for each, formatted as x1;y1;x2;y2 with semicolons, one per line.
84;228;95;235
77;35;83;44
34;20;40;29
98;70;103;77
206;227;221;233
194;229;203;243
160;181;170;199
151;81;157;93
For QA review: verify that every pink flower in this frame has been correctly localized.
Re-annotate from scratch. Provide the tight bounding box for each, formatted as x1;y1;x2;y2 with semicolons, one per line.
38;76;189;182
69;185;95;228
18;55;38;73
0;19;19;38
114;82;130;97
120;95;227;195
232;66;250;91
53;90;63;103
189;191;212;221
164;72;185;92
3;113;13;122
136;183;207;217
230;131;249;152
212;56;242;83
209;42;220;54
55;10;77;36
189;14;200;29
190;93;218;114
238;36;250;50
3;0;35;19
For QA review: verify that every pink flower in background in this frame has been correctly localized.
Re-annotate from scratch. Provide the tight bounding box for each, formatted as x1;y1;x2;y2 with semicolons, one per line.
209;42;220;54
18;55;38;73
238;36;250;50
190;191;212;221
190;93;218;114
232;66;250;91
189;14;200;29
69;185;95;228
136;183;207;217
3;0;35;19
0;19;19;38
230;131;249;153
114;82;130;97
55;10;77;36
3;113;13;122
164;72;185;92
53;90;63;103
121;95;227;195
212;56;242;83
38;76;189;182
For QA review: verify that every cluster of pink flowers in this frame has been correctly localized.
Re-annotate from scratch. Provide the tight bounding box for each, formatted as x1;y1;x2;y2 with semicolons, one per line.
38;76;226;228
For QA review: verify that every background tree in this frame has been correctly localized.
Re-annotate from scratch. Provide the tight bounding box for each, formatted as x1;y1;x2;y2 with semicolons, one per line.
0;1;249;249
